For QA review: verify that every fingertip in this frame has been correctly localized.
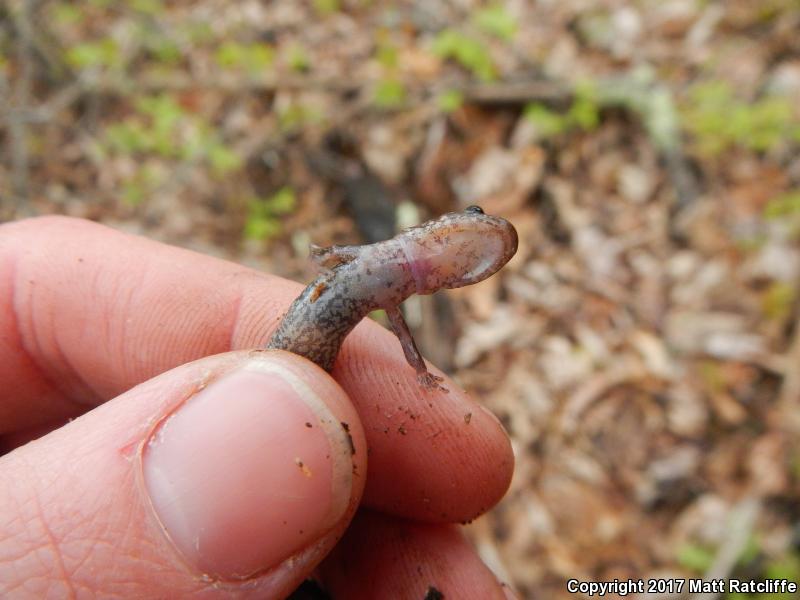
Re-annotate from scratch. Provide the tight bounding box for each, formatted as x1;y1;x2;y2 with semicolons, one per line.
143;351;366;580
320;510;509;600
0;351;366;597
334;325;514;522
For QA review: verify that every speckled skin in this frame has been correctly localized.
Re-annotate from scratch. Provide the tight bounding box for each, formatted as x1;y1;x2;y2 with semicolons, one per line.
267;206;518;389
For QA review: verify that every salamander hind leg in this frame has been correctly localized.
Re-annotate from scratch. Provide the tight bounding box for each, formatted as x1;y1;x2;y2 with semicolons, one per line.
417;370;447;392
385;306;449;393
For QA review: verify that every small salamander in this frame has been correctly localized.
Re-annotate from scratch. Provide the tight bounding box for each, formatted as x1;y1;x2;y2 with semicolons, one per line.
266;205;518;390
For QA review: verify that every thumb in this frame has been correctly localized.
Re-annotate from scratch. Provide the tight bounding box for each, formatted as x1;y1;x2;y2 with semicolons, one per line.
0;350;365;598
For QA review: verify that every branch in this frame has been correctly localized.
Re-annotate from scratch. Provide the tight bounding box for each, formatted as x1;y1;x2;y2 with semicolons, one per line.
6;0;35;214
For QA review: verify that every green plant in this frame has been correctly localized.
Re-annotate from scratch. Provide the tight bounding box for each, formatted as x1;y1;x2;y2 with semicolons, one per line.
523;82;601;138
313;0;340;15
677;535;759;575
104;94;243;182
121;164;165;205
184;21;215;44
764;191;800;220
368;309;387;324
191;124;242;176
51;2;83;24
137;22;182;65
432;29;495;81
66;38;122;70
677;539;800;599
680;81;800;156
765;552;800;581
677;543;715;573
277;102;323;132
523;104;569;137
375;42;399;69
129;0;163;15
373;78;406;109
473;4;517;41
725;551;800;599
244;187;297;241
567;81;600;130
215;41;274;74
287;44;310;72
437;89;464;113
697;360;726;394
762;282;795;321
371;39;406;109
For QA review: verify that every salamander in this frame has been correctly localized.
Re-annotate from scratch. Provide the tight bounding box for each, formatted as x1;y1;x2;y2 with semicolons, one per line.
266;205;518;391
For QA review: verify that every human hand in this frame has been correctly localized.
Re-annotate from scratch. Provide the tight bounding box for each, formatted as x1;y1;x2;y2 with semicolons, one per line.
0;217;515;599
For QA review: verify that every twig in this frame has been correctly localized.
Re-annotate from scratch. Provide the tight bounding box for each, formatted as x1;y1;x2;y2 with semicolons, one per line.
89;72;363;94
688;497;761;600
7;0;35;214
463;79;569;104
777;302;800;432
559;361;647;434
628;497;761;600
16;72;566;102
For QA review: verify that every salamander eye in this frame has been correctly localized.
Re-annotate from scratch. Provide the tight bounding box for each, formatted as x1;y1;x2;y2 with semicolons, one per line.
465;205;484;214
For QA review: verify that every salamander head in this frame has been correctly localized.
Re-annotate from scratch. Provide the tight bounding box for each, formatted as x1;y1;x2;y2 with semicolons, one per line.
400;205;518;293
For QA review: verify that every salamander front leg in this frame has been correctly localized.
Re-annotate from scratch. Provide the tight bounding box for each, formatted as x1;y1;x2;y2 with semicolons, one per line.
309;244;359;273
385;306;448;393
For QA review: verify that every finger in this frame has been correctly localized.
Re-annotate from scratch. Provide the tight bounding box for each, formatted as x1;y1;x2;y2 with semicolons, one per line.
0;216;285;431
318;510;514;600
0;351;366;598
0;216;512;522
333;338;513;522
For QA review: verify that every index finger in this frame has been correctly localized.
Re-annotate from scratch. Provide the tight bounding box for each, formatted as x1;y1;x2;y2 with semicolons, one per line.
0;216;512;522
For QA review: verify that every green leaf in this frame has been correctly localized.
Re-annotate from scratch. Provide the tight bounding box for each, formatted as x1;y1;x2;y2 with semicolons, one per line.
265;186;296;214
764;191;800;219
681;81;799;156
129;0;163;15
474;5;517;41
278;102;322;131
568;81;600;130
135;94;184;125
244;215;282;241
376;43;399;69
737;535;760;567
185;22;214;44
244;188;297;241
368;309;387;323
432;30;495;81
288;44;310;72
763;282;796;321
215;42;274;73
120;165;163;205
676;543;715;573
105;121;150;154
147;37;182;64
207;143;242;176
523;103;568;137
313;0;340;15
437;89;464;113
66;38;121;69
373;78;406;108
765;553;800;581
122;180;147;205
52;3;83;24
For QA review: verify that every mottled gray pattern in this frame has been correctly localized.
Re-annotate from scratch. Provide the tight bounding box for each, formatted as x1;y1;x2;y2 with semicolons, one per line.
266;207;518;386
